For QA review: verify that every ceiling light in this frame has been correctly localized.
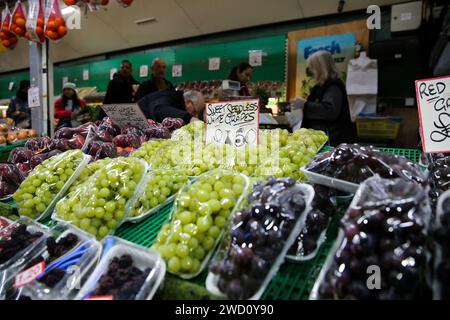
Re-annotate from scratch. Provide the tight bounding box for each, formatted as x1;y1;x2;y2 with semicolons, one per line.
135;17;157;25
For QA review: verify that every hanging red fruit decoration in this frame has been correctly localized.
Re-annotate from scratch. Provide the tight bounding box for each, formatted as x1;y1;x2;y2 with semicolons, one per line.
11;1;28;39
26;0;46;43
117;0;133;7
45;0;68;41
0;4;18;49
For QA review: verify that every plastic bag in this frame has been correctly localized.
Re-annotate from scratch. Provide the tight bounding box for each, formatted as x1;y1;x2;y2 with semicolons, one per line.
432;190;450;299
10;1;28;39
311;176;431;300
0;217;51;299
116;0;134;8
153;169;249;279
53;157;148;240
76;236;165;300
13;150;91;221
304;143;427;193
0;4;18;49
206;177;314;300
26;0;45;43
428;156;450;206
2;224;102;300
44;0;67;41
128;169;190;222
0;163;26;200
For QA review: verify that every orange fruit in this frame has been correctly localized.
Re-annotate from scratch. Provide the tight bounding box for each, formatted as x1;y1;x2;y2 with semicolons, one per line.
14;27;25;37
16;18;26;28
10;23;17;31
37;18;45;28
57;26;67;37
36;26;44;36
2;39;11;47
55;18;65;28
47;21;56;31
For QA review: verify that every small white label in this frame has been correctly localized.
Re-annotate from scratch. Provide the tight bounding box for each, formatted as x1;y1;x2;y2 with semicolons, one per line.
83;70;89;81
62;76;69;85
400;12;412;21
110;68;118;80
8;82;14;91
14;261;45;289
249;50;263;67
208;58;221;71
139;65;149;78
172;64;182;77
28;87;40;108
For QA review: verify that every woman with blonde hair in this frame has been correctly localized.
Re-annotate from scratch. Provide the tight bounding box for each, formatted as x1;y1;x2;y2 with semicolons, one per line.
289;50;352;145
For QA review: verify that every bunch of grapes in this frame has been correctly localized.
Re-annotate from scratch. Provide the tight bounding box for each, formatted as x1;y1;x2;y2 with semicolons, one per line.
153;169;248;275
55;157;146;239
68;158;113;193
130;169;189;218
14;150;85;219
131;139;170;164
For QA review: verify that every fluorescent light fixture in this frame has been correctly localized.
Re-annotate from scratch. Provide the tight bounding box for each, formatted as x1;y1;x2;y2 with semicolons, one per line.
135;17;157;25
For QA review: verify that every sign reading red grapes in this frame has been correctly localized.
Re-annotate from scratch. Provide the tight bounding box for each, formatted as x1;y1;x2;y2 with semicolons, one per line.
415;75;450;154
205;99;260;148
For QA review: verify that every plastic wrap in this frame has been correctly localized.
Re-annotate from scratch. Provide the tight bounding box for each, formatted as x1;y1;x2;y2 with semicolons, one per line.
2;225;102;300
53;157;148;240
0;163;26;201
310;176;431;300
0;217;51;299
76;236;165;300
432;190;450;299
127;169;190;223
14;150;91;221
428;156;450;206
287;185;337;262
206;177;314;300
304;144;427;193
130;139;170;164
153;169;249;279
44;0;67;41
11;1;27;39
26;0;45;43
0;4;18;49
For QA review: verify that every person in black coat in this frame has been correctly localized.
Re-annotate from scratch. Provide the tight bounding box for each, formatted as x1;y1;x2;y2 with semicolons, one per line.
290;50;353;146
135;58;175;102
100;60;139;119
137;90;205;124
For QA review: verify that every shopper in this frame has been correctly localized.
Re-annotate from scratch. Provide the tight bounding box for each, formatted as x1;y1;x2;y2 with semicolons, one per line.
289;50;352;146
54;82;87;129
228;62;254;96
137;90;205;124
135;58;175;102
6;80;31;128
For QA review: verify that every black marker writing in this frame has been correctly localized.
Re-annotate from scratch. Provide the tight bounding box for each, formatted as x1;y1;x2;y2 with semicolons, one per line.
431;112;450;143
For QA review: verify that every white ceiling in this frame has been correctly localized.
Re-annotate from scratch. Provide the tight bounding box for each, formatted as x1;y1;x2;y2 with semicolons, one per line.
0;0;405;73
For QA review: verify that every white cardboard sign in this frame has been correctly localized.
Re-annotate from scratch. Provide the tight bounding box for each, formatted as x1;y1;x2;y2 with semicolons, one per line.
249;50;263;67
83;70;90;81
110;68;117;80
140;65;149;78
415;75;450;153
28;86;40;108
172;64;182;77
101;104;150;130
205;99;260;148
208;58;221;71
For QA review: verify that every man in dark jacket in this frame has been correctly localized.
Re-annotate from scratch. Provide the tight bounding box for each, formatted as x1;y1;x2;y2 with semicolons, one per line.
135;58;174;102
100;60;139;119
137;90;204;124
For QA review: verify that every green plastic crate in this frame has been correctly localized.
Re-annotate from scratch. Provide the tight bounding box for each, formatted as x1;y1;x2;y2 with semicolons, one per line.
320;146;421;163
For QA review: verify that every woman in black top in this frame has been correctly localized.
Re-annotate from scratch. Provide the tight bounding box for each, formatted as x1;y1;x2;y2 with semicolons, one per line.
291;50;353;146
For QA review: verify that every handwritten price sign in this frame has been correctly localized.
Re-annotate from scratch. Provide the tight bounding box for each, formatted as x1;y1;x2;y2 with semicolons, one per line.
205;99;259;148
101;104;150;131
14;261;45;289
415;75;450;153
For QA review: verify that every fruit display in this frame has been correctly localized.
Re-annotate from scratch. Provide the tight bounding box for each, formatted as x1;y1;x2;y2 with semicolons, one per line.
77;237;165;301
0;217;11;230
428;156;450;205
44;0;68;41
0;164;25;199
10;1;27;39
155;275;222;300
432;191;450;299
54;157;147;239
129;169;189;220
288;185;337;260
313;177;431;300
153;169;249;277
304;144;427;191
26;0;45;43
14;150;88;220
206;178;312;299
130;139;170;164
0;5;19;50
68;158;113;193
0;203;19;222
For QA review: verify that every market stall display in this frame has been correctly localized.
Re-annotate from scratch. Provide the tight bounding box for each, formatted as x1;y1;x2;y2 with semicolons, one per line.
0;4;19;49
428;156;450;205
0;163;25;200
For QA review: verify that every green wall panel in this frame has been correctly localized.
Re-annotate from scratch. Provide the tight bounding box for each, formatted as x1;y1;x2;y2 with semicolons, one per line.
0;71;29;100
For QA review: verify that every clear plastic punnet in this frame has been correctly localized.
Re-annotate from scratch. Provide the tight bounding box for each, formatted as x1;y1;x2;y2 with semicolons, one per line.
2;224;102;300
303;144;427;193
76;236;165;300
432;190;450;299
13;150;91;221
0;163;26;201
206;177;314;300
53;157;148;240
310;176;431;300
152;169;250;279
130;139;171;165
127;169;190;223
0;217;51;299
428;156;450;205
